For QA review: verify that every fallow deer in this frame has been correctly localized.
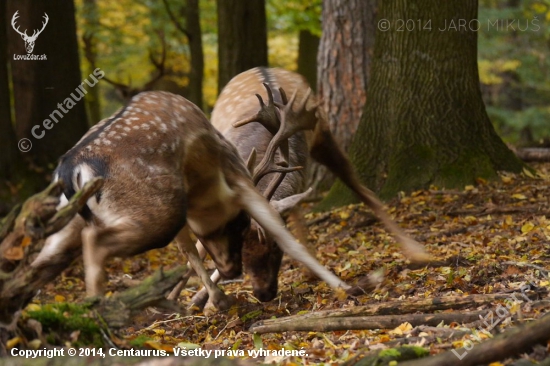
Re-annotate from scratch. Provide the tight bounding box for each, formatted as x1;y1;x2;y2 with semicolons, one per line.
187;67;429;307
31;91;351;308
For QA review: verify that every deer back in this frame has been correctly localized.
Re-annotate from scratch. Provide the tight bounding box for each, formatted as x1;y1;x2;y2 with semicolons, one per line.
212;67;313;200
51;91;250;282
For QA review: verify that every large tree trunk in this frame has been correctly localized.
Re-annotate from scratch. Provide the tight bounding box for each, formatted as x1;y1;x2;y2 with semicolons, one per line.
311;0;377;191
0;1;19;182
322;0;523;208
7;0;88;168
216;0;268;93
186;0;204;109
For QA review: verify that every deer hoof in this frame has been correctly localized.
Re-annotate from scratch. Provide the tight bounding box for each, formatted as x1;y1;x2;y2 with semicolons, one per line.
203;293;236;315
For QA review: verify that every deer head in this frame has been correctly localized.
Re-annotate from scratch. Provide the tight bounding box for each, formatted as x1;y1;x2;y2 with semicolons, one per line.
11;11;49;54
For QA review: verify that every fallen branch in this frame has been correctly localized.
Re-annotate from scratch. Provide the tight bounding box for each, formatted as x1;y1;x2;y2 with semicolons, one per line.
249;292;537;334
0;178;103;326
516;147;550;162
92;266;187;328
250;310;489;333
399;313;550;366
445;204;542;217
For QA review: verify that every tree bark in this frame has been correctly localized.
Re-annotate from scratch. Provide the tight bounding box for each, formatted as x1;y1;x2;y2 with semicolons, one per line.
216;0;268;93
0;1;19;182
322;0;523;208
310;0;377;191
186;0;204;109
317;0;377;152
7;0;89;168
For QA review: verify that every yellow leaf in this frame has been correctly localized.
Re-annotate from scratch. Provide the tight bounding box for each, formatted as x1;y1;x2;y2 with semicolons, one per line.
339;212;350;220
54;295;66;303
153;329;166;336
334;288;347;302
389;322;413;335
523;167;536;178
20;236;32;248
505;216;513;225
379;335;390;342
512;194;527;200
501;176;512;183
489;362;505;366
26;304;41;312
144;341;173;352
6;337;21;349
521;222;535;234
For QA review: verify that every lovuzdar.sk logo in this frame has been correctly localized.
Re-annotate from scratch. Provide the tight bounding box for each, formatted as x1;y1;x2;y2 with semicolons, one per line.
11;10;48;60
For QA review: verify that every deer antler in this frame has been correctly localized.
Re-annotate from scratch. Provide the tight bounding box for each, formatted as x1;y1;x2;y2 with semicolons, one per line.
11;11;26;38
31;13;49;40
235;84;319;186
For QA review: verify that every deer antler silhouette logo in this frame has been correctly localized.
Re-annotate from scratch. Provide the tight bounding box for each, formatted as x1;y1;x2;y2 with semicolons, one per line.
11;11;49;54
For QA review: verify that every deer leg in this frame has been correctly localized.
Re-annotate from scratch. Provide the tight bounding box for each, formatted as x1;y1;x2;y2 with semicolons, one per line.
82;226;111;297
190;269;221;308
310;119;429;263
175;227;233;311
31;216;85;285
167;240;207;301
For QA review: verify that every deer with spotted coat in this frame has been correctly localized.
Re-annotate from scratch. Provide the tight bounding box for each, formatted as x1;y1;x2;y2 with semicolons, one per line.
31;91;351;308
182;67;429;308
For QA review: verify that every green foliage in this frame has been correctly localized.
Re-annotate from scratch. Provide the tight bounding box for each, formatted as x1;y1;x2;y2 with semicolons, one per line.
478;0;550;143
267;0;322;36
25;303;103;347
129;334;152;347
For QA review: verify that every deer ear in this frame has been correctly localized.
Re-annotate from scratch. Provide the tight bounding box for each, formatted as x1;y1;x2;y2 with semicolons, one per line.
269;188;312;214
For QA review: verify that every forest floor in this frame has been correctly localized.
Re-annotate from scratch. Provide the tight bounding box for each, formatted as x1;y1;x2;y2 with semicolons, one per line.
26;162;550;365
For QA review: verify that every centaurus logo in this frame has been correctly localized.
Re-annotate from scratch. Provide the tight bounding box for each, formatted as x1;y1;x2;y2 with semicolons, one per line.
11;11;49;54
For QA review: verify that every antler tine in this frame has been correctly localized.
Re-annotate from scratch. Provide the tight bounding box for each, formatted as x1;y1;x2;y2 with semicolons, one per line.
250;86;320;186
253;162;302;186
11;11;27;37
263;172;286;201
233;83;281;135
246;148;257;175
31;13;49;39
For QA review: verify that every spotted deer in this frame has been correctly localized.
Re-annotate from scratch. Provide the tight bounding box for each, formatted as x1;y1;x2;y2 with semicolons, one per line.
187;67;429;307
31;91;351;307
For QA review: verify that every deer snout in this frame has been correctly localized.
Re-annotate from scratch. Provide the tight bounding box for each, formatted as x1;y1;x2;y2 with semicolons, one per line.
243;227;283;302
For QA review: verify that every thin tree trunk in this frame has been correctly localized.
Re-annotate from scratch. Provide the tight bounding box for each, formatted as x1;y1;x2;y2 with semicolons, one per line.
82;0;102;125
311;0;377;191
317;0;377;152
322;0;523;208
297;30;319;90
7;0;88;168
186;0;204;109
216;0;268;93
